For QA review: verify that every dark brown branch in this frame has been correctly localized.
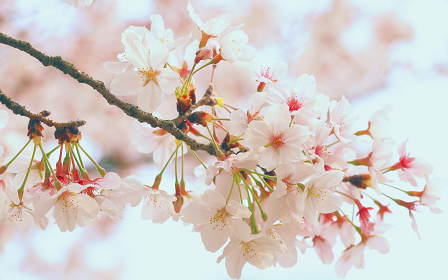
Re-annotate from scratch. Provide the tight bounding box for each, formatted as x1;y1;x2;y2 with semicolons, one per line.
0;89;86;129
0;32;217;156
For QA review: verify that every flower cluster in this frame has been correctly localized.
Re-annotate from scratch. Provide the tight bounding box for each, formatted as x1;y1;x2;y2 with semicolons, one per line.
0;2;444;280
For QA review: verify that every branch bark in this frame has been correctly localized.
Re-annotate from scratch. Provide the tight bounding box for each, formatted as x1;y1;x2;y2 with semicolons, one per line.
0;32;217;156
0;89;86;129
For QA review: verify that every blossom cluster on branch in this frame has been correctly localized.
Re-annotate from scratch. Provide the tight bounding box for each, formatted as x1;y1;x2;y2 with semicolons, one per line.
0;1;445;279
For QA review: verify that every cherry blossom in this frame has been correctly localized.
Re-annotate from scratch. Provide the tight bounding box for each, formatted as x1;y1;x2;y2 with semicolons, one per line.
135;186;176;224
33;182;99;232
217;234;285;280
302;170;344;227
251;61;288;92
391;139;433;186
229;91;269;136
110;40;181;112
181;189;251;252
245;104;310;171
270;74;317;117
219;27;256;67
356;105;392;140
132;120;186;170
329;96;358;143
187;2;231;38
336;226;390;277
417;178;446;213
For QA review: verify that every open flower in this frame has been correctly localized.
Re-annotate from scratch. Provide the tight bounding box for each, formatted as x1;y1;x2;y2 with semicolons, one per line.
329;96;358;143
33;182;99;232
217;234;285;280
132;120;186;170
391;139;433;186
245;104;310;171
219;27;256;67
147;14;192;52
302;171;344;227
270;74;317;116
187;1;231;38
182;189;251;252
229;91;269;136
110;40;181;112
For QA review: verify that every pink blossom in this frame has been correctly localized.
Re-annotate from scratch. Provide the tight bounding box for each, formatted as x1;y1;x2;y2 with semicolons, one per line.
245;104;310;171
391;139;433;186
329;96;358;143
217;234;285;279
33;183;99;232
187;2;231;37
181;189;251;252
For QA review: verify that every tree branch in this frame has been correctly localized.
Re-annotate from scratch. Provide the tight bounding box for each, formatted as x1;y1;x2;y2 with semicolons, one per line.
0;89;86;129
0;32;217;156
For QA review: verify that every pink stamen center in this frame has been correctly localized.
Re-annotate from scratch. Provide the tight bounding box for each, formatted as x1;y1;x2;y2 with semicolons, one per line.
287;96;304;112
260;65;276;81
270;133;284;148
400;153;415;169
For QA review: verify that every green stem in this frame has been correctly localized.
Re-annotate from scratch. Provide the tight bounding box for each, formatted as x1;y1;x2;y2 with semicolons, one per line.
245;186;259;234
339;209;362;235
38;144;61;190
379;182;408;194
213;122;229;134
335;191;356;201
18;144;37;201
206;125;220;156
240;168;276;181
213;118;230;121
160;144;180;175
186;145;207;169
77;143;106;177
197;133;213;142
181;144;185;185
68;144;83;171
192;60;213;75
226;174;237;203
250;174;274;192
74;143;85;169
46;145;61;158
327;140;340;148
5;139;32;167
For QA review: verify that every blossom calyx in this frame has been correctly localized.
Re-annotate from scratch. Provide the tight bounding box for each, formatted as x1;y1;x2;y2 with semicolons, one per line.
188;111;215;127
343;174;371;189
27;119;44;139
0;165;7;175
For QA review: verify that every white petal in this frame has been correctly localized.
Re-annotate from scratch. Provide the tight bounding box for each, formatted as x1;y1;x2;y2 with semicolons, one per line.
137;82;162;113
110;71;144;96
157;68;181;94
149;42;169;70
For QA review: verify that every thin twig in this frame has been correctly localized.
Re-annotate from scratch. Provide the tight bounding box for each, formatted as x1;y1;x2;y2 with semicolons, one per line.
0;89;86;129
0;32;217;156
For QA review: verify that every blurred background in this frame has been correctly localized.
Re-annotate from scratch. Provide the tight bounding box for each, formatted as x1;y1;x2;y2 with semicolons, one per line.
0;0;447;279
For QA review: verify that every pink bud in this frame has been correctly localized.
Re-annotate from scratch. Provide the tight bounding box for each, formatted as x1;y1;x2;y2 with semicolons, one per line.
194;48;213;64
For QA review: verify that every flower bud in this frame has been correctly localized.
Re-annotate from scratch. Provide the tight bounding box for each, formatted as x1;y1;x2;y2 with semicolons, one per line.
194;47;213;64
